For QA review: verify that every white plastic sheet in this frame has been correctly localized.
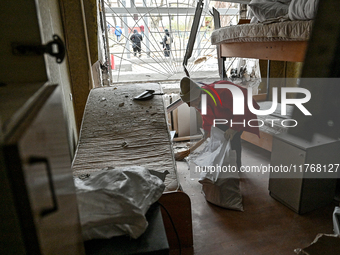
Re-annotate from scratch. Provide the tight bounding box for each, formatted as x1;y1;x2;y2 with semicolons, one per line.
74;166;165;240
194;127;243;211
333;206;340;235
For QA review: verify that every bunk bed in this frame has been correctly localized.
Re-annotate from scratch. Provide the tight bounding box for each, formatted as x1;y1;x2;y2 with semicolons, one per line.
211;0;318;151
211;19;312;62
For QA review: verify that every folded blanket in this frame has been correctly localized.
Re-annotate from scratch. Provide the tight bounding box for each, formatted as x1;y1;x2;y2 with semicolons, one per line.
289;0;319;20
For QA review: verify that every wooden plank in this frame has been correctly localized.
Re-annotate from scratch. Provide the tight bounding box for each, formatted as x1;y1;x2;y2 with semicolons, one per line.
253;93;267;102
220;41;308;62
237;19;251;25
241;130;273;152
159;191;193;253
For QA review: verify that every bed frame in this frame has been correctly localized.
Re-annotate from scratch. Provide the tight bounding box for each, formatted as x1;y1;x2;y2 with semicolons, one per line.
219;40;307;63
212;8;309;70
212;9;309;151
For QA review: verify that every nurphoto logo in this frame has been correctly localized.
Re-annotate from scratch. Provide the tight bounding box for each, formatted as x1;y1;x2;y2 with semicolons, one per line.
200;84;312;128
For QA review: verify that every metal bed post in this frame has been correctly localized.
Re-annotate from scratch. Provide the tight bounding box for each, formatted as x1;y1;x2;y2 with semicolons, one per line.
182;0;204;77
212;7;227;80
266;59;271;101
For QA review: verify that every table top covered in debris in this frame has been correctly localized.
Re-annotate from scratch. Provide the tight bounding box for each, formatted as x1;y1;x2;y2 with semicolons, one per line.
72;83;179;192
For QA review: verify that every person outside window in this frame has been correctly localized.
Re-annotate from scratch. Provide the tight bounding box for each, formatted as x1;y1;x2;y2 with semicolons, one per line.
162;29;172;57
115;25;122;41
130;29;143;57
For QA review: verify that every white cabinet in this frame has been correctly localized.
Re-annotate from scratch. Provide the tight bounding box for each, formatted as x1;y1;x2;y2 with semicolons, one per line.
0;85;84;254
269;133;340;214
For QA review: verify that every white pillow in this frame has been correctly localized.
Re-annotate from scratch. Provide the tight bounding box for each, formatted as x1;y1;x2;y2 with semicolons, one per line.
249;0;290;22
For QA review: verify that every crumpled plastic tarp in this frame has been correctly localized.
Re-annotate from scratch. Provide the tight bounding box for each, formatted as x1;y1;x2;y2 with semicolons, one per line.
194;127;243;211
74;166;165;240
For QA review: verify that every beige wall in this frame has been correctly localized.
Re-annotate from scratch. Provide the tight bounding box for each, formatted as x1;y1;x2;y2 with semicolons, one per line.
35;0;100;156
35;0;78;155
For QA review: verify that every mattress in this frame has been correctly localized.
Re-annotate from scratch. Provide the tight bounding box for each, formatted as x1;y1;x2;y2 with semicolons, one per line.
211;20;313;45
72;84;179;192
257;101;294;135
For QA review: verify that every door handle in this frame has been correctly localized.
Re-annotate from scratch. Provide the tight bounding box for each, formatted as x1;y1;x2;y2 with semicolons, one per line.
28;156;58;217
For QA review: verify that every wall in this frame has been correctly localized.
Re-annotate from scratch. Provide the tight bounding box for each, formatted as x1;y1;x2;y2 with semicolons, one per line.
35;0;101;155
58;0;94;138
259;60;303;101
35;0;79;155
